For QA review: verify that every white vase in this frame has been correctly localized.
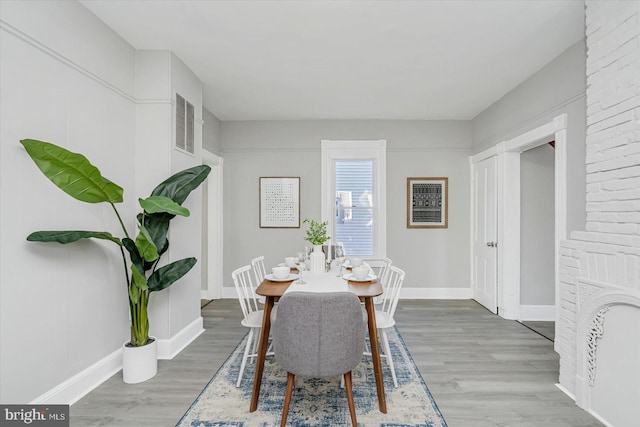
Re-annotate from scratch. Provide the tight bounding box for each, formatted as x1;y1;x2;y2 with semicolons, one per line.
309;244;325;273
122;337;157;384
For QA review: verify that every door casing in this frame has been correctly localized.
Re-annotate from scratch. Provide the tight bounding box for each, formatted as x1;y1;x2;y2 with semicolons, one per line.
470;114;568;325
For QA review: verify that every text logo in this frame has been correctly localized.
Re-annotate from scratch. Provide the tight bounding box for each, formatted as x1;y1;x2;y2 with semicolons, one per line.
1;405;69;426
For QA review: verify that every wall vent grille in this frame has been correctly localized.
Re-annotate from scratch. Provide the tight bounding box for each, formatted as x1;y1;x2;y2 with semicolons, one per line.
176;93;194;154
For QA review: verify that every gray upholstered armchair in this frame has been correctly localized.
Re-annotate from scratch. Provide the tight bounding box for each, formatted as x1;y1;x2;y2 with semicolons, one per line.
271;291;366;427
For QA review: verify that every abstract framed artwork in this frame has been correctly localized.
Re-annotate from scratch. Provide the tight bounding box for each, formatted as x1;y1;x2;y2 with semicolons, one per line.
259;177;300;228
407;177;448;228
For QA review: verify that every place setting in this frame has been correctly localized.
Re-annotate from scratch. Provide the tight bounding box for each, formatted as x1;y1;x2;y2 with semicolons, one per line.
343;265;377;283
338;253;377;283
265;264;299;282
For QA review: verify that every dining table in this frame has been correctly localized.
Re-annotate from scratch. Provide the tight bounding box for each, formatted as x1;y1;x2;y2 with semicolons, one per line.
249;270;387;413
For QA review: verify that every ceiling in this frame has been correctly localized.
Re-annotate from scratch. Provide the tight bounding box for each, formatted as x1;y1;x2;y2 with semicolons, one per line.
80;0;585;121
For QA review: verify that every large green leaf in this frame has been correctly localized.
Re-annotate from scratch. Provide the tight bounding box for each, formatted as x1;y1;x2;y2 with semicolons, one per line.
20;139;123;204
27;230;122;245
137;212;170;255
139;196;190;217
122;238;144;275
147;257;197;292
135;226;159;263
151;165;210;205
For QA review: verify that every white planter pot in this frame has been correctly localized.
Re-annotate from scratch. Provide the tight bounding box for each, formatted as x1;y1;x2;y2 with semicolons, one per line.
309;244;325;273
122;337;157;384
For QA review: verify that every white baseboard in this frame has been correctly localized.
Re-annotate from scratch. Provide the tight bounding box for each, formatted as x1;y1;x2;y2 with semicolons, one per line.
201;289;210;300
222;287;237;299
30;317;204;405
587;409;615;427
30;348;122;405
556;383;614;427
400;287;472;299
520;305;555;321
222;286;471;299
157;316;204;360
555;383;575;400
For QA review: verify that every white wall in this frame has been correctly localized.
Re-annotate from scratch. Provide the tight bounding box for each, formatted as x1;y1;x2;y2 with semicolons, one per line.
135;50;207;349
0;1;136;403
221;120;471;294
203;108;222;155
520;144;555;307
0;1;207;403
167;53;204;338
472;39;587;236
557;2;640;425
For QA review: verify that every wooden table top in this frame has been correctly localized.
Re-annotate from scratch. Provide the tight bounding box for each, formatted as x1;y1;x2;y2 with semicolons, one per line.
256;278;383;298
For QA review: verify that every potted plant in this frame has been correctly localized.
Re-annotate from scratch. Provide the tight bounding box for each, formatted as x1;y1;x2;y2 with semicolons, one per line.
302;218;330;273
20;139;210;383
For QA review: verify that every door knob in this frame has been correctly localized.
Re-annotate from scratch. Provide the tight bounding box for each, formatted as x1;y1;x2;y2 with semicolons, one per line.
486;242;497;247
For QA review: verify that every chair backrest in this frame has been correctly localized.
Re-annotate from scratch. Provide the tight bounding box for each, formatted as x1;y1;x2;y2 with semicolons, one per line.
231;265;260;321
250;256;267;284
380;266;405;320
272;292;365;377
377;257;393;287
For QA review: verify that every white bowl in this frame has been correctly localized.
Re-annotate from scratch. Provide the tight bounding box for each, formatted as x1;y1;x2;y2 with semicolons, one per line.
353;266;369;280
272;266;290;279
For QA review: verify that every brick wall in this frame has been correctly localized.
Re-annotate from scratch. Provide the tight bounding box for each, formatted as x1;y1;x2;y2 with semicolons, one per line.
558;0;640;396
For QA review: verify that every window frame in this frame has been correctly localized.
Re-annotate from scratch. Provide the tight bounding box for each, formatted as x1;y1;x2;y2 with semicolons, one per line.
321;140;387;259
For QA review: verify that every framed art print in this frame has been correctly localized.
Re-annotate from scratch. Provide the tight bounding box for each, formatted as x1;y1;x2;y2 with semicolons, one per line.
259;177;300;228
407;177;448;228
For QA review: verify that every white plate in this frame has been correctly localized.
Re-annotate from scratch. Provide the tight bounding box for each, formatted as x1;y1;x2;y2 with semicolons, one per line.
343;273;377;282
265;273;299;282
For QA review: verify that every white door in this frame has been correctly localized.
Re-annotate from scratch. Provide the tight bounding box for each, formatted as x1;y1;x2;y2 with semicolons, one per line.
472;156;498;313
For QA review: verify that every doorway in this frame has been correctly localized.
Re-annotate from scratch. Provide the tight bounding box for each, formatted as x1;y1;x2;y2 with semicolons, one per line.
470;114;568;322
519;143;556;340
202;151;223;300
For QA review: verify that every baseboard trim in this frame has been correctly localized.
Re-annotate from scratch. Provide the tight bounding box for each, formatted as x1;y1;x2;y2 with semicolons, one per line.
31;317;205;405
201;289;210;300
400;287;472;299
520;305;555;321
30;348;122;405
587;409;614;427
555;383;575;400
157;316;204;360
222;286;471;299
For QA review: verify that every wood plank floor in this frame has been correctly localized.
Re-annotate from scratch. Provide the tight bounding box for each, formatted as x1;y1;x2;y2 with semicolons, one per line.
70;299;602;426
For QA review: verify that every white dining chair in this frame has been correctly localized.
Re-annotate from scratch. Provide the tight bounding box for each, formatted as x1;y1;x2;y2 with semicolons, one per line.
231;265;270;387
365;265;405;388
373;257;393;305
250;255;268;304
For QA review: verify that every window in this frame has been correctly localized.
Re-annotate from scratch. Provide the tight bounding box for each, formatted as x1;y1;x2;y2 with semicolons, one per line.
335;160;373;256
321;141;386;258
175;93;194;154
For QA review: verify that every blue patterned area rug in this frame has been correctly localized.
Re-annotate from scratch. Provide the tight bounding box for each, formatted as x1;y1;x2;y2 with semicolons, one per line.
176;326;447;426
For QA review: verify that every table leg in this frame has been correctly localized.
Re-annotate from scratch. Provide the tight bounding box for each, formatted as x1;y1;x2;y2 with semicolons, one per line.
365;297;387;413
250;295;274;412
